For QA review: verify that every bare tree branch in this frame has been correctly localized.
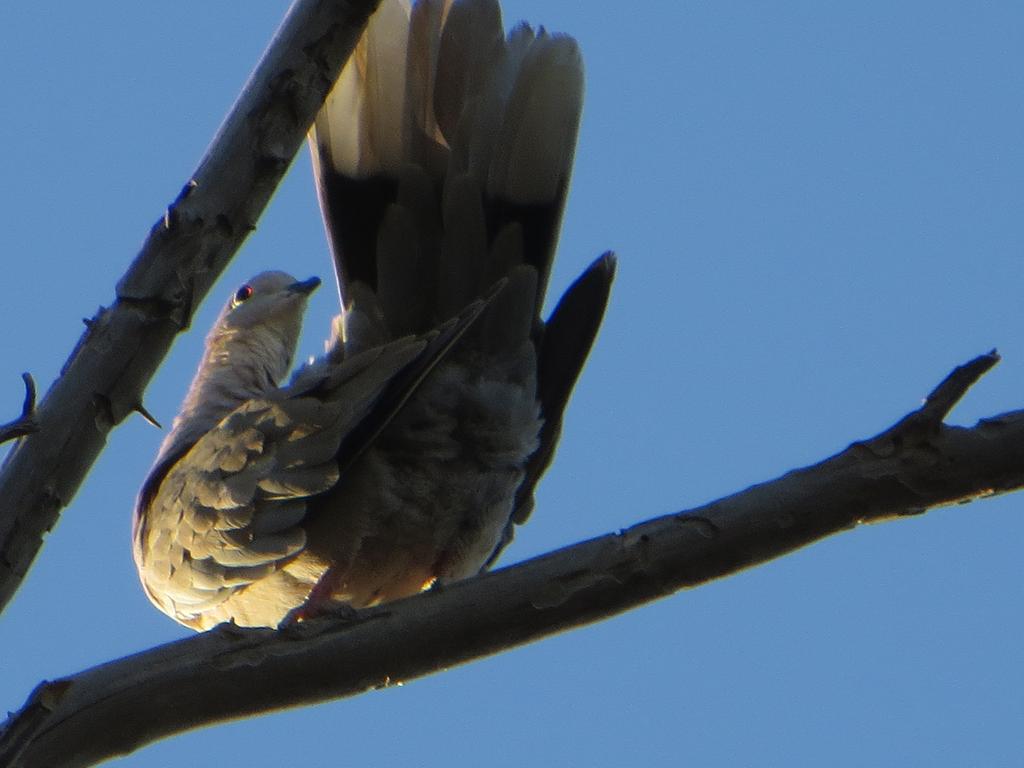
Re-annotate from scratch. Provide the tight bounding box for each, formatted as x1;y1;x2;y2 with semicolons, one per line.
0;0;382;615
2;354;1019;768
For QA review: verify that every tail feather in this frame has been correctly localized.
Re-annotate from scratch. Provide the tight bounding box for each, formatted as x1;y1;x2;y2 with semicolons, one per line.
406;0;448;167
437;173;488;318
362;0;412;175
376;201;427;337
315;0;411;178
490;34;583;206
483;221;524;288
311;0;584;338
457;23;533;189
434;0;503;145
477;263;538;354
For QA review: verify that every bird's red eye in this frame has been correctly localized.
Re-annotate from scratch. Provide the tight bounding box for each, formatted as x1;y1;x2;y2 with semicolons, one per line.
233;284;254;306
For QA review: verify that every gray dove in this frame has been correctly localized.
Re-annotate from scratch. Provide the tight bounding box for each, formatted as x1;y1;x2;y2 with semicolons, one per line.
133;0;614;630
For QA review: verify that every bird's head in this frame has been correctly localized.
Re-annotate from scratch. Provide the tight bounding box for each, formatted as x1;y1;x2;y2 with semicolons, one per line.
217;271;321;330
206;271;322;384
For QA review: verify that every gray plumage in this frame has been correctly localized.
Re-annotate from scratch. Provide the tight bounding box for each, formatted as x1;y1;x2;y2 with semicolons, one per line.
133;0;614;630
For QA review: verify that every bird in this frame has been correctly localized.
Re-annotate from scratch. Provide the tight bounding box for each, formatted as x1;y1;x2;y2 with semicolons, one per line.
132;0;614;631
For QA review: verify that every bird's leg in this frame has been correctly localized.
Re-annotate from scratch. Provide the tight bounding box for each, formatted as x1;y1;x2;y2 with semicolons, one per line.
280;566;357;627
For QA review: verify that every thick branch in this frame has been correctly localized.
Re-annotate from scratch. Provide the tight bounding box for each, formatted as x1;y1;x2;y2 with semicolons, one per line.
3;356;1020;768
0;0;382;615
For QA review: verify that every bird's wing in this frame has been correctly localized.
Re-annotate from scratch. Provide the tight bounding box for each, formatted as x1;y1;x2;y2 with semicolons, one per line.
134;300;487;627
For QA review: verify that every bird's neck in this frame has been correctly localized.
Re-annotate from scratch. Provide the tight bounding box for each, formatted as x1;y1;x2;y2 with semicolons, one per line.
156;327;295;463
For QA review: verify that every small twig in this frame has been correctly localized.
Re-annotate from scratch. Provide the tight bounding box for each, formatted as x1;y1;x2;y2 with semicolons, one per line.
872;350;1001;450
918;349;1000;424
0;374;39;446
132;402;163;430
20;373;37;415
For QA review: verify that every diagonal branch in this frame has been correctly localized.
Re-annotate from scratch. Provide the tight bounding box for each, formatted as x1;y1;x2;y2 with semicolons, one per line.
2;354;1020;768
0;0;383;616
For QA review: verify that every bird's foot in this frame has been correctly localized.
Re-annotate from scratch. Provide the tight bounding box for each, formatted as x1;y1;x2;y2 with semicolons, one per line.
279;599;360;629
278;566;353;628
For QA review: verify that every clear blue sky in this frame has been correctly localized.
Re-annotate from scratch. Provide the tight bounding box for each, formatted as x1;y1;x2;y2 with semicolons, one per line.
2;2;1023;766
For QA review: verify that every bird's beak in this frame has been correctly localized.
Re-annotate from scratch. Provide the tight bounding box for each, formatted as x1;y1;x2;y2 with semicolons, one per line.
289;276;321;296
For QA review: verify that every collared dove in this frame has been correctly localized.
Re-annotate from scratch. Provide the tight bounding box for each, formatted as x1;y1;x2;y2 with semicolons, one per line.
133;0;614;631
